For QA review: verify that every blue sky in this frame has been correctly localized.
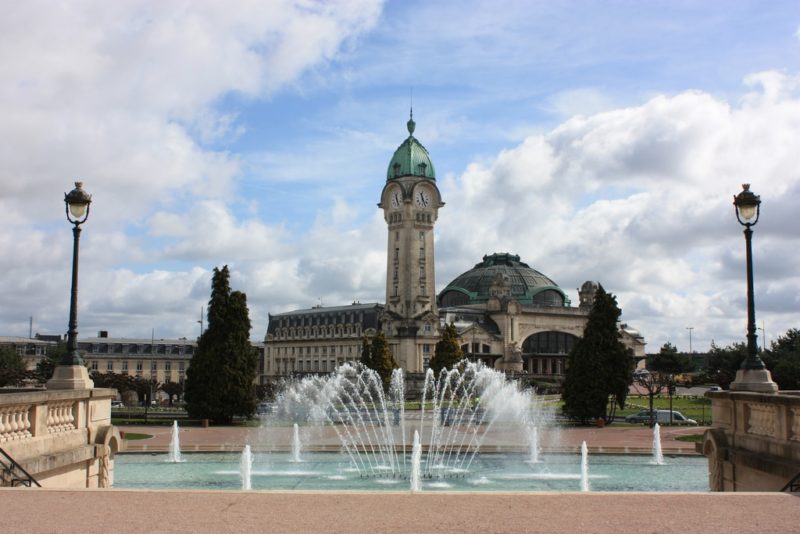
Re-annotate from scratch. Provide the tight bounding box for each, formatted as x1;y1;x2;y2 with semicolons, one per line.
2;0;799;353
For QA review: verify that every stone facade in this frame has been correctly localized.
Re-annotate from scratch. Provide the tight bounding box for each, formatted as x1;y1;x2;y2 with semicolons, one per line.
264;303;382;377
0;388;121;487
703;390;800;491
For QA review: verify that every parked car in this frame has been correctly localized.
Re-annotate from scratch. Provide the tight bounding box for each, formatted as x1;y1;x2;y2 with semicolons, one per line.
625;410;655;423
625;409;697;425
111;400;124;408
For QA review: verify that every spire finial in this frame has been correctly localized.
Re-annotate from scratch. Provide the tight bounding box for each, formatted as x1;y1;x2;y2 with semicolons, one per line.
407;88;416;135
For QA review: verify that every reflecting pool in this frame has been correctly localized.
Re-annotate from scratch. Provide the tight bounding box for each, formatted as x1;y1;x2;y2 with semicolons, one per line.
114;452;708;492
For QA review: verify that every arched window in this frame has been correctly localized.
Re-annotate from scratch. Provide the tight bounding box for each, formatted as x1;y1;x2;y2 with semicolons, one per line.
522;331;579;354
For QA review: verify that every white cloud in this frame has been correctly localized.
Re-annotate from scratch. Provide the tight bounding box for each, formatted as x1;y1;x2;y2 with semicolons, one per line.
437;71;800;351
0;0;382;339
0;0;382;227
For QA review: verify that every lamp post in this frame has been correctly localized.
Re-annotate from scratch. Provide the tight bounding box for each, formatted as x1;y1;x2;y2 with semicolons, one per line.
48;182;95;390
730;184;777;393
686;326;694;353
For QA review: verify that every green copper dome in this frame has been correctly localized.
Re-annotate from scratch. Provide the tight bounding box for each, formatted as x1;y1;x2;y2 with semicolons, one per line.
438;253;569;308
386;113;436;181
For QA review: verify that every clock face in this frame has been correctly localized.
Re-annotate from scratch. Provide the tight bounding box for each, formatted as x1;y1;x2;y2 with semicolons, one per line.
390;190;402;209
415;189;431;208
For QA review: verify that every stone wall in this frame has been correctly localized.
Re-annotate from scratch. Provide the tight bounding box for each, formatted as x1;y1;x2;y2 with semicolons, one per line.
0;388;122;488
703;390;800;491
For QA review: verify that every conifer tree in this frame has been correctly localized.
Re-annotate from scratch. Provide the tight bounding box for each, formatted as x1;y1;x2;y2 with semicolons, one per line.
185;266;257;423
562;285;632;424
369;331;398;391
360;336;372;369
430;323;463;376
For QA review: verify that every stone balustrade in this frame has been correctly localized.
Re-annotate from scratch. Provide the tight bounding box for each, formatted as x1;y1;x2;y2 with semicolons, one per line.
0;387;122;488
703;390;800;491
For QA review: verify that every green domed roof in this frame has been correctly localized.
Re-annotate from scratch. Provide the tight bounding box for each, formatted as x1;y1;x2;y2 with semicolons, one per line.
438;253;570;308
386;113;436;181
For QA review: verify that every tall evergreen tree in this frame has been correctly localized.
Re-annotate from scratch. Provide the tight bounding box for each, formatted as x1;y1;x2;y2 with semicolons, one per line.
185;266;257;424
360;336;373;369
430;323;463;375
562;285;632;424
369;331;398;391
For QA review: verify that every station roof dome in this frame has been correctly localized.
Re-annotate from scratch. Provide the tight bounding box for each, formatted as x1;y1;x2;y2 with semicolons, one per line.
438;253;569;308
386;112;436;181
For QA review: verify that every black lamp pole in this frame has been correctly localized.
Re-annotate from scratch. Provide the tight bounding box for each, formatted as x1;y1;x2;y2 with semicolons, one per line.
733;184;765;371
63;182;92;366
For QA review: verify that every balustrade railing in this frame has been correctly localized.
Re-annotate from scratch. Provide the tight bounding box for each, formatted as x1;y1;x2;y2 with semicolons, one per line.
47;400;77;434
0;404;33;442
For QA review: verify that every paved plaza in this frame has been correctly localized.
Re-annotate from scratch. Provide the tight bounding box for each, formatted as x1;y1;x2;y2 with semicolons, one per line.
5;423;800;533
3;489;798;533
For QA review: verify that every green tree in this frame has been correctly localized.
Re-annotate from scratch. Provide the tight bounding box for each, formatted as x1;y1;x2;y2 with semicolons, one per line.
369;331;398;391
706;342;747;389
763;328;800;390
89;371;139;393
360;336;372;369
635;342;696;426
562;285;632;424
430;323;462;375
0;345;27;387
34;343;67;383
159;381;184;407
185;265;257;424
650;342;694;376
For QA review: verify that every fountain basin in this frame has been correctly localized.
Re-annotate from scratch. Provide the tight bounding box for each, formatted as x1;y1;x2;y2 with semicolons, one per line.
114;452;708;492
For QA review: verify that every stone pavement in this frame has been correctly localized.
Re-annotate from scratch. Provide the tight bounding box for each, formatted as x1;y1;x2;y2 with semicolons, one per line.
2;489;799;533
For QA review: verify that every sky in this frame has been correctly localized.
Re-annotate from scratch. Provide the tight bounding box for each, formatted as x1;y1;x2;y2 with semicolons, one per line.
1;0;799;353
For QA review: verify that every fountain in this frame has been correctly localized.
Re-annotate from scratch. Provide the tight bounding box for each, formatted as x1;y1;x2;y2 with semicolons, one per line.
241;445;253;490
167;420;182;463
580;441;589;492
652;423;664;465
113;362;709;493
527;425;540;464
290;423;302;463
410;430;422;492
280;361;541;480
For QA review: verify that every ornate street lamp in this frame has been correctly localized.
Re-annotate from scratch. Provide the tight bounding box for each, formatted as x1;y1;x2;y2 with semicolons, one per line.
63;182;92;365
48;182;95;389
730;184;777;392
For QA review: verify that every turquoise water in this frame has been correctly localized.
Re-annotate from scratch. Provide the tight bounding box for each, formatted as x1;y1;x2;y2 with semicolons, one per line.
114;452;709;492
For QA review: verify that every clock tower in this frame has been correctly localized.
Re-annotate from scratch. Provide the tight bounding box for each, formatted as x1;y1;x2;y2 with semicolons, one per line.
379;112;443;372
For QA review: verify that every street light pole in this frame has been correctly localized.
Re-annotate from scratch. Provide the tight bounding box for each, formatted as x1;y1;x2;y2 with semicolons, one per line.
48;182;94;390
730;184;777;393
686;327;694;354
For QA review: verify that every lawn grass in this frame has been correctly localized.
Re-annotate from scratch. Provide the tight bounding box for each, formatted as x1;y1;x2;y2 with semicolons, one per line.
675;433;705;443
121;432;152;440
